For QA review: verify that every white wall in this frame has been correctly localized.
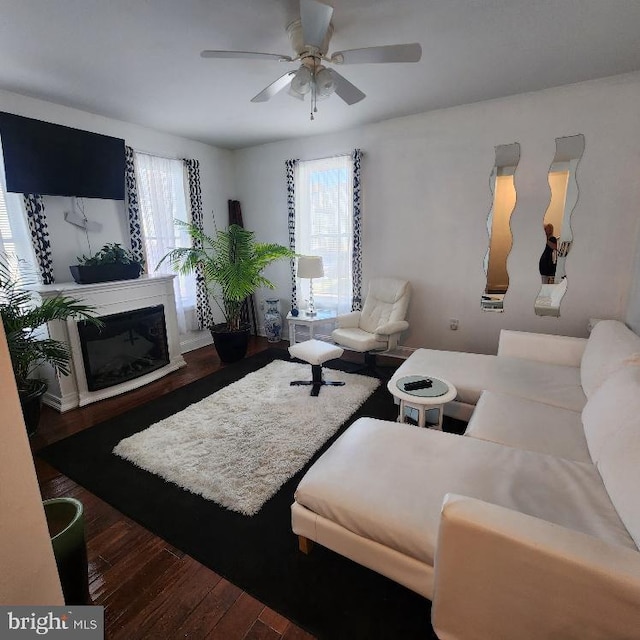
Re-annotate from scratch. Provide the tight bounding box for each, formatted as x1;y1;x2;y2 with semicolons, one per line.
234;73;640;354
3;75;640;352
0;89;235;309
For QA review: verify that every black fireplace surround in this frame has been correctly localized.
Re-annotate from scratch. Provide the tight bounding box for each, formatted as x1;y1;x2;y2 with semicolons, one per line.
77;305;170;392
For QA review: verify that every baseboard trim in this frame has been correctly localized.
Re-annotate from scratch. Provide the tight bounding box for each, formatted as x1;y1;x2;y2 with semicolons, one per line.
43;390;79;414
388;345;417;359
180;331;213;354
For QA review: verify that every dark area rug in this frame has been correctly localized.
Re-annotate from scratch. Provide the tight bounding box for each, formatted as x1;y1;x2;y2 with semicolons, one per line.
38;348;444;640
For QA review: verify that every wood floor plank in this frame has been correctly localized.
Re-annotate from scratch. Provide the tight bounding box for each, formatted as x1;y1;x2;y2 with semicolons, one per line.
32;338;317;639
174;577;243;638
87;554;112;588
204;591;266;640
281;625;317;640
101;545;181;613
33;457;63;483
85;520;137;567
108;557;221;640
103;552;184;630
105;555;216;633
39;473;78;497
244;619;283;640
259;607;291;635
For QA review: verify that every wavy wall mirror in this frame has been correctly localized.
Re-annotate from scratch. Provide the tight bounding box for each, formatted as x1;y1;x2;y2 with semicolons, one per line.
534;134;585;317
482;142;520;312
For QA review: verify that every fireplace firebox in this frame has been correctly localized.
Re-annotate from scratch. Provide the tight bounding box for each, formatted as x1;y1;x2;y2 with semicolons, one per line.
77;305;170;392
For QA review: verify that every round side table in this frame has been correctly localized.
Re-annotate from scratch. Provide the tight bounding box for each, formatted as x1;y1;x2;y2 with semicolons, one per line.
387;375;457;430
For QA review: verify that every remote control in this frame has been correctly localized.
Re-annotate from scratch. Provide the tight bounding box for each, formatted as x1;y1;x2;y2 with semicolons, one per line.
404;378;432;391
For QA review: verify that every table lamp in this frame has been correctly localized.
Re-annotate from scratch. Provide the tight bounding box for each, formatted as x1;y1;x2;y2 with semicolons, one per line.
297;255;324;316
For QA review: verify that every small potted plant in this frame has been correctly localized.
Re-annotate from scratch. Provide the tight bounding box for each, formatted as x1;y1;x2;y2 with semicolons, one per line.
159;222;294;363
70;242;144;284
1;253;102;435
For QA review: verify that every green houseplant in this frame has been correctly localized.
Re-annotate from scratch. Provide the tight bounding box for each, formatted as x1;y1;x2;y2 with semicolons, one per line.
0;253;102;435
70;242;144;284
159;222;294;362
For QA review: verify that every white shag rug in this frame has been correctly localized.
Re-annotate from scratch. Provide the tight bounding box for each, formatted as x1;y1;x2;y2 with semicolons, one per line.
113;360;379;516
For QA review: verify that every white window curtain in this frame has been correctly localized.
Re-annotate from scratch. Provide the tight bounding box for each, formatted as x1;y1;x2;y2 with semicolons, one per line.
295;155;354;316
133;152;197;335
0;137;37;282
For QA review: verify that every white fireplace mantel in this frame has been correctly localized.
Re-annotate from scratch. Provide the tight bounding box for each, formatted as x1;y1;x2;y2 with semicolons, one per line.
33;274;186;412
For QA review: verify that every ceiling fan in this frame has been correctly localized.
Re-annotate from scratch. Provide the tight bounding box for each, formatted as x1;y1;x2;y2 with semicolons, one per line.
201;0;422;119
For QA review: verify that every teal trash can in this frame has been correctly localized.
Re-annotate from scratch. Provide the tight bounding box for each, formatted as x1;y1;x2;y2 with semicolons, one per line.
43;497;90;605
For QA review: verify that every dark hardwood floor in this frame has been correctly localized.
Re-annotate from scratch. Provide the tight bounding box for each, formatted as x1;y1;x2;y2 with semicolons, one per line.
32;337;316;640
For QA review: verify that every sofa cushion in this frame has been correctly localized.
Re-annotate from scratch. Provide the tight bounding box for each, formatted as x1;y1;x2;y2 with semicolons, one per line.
391;348;586;412
580;320;640;398
294;418;635;568
583;364;640;549
582;365;640;463
330;327;387;351
597;419;640;549
465;391;590;462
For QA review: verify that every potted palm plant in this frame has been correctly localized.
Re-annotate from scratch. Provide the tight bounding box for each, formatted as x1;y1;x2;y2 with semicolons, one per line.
159;222;294;363
0;253;102;435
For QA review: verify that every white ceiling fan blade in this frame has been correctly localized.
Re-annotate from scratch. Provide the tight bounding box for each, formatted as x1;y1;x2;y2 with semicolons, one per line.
329;70;366;105
331;43;422;65
250;71;296;102
201;50;293;62
300;0;334;49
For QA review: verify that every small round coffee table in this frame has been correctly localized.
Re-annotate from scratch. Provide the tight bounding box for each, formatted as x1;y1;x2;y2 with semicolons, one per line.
387;375;457;430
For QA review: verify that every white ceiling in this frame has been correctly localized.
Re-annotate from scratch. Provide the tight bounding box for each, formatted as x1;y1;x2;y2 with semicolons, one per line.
1;0;640;150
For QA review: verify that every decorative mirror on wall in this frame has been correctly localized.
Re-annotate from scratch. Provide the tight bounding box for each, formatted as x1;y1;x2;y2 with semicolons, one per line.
482;142;520;312
534;134;585;317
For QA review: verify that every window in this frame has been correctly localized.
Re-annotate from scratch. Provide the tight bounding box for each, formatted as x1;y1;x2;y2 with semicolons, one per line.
134;152;196;334
295;155;354;315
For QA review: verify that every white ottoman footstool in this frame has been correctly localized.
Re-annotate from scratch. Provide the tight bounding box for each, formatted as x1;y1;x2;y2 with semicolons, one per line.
288;339;345;396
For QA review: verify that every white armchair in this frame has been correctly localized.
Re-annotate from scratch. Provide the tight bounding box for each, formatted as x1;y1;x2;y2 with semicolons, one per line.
331;277;410;366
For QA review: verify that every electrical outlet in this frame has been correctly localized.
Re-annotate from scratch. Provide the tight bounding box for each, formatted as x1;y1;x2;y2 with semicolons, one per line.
449;318;459;331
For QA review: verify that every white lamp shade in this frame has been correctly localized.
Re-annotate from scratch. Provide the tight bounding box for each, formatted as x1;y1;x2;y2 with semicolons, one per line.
315;67;336;99
297;255;324;279
290;66;312;96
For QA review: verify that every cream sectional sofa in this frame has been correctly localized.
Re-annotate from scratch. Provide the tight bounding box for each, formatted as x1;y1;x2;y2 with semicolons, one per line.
291;320;640;639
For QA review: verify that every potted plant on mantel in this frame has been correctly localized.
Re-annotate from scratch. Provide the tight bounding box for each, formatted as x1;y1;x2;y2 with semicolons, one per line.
70;242;144;284
0;253;102;435
159;222;294;363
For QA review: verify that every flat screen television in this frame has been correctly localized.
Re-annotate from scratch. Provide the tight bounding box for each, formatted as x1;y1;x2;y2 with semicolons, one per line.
0;112;125;200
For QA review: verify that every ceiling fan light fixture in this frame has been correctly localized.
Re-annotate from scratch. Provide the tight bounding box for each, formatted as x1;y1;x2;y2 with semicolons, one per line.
288;85;306;100
290;66;313;95
315;66;336;99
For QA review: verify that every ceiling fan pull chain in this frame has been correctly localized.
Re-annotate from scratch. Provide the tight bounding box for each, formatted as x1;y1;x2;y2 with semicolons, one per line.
310;62;316;120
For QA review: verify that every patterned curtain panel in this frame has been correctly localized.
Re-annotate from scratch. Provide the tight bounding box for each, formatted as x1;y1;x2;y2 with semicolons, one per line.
184;158;214;330
351;149;363;311
124;146;146;265
22;194;54;284
285;158;298;309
